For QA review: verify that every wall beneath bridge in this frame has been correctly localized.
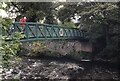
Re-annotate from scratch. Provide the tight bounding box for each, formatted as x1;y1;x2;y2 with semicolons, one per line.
44;40;92;54
22;40;92;55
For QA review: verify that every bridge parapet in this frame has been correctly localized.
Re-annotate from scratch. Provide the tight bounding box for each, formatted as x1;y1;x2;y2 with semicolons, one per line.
1;22;88;42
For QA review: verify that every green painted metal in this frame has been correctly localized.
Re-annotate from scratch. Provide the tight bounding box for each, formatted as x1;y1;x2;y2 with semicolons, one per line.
1;22;88;42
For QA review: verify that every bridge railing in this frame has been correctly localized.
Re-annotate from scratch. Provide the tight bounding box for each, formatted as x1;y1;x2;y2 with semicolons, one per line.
1;22;88;42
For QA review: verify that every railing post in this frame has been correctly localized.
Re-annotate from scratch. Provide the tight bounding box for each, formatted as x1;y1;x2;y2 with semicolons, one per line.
73;29;75;38
43;25;47;39
83;30;85;38
79;29;81;37
57;27;60;37
62;28;65;37
69;29;72;37
80;30;82;37
36;24;38;38
76;29;79;37
25;23;29;39
51;26;54;38
74;29;77;38
70;29;72;37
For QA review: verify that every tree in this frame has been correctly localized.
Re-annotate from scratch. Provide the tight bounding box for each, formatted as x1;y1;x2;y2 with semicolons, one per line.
57;2;78;24
0;2;23;68
77;2;120;61
9;2;57;24
57;2;120;61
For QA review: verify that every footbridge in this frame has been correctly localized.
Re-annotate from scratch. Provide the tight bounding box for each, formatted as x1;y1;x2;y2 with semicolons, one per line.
1;22;92;52
1;22;88;42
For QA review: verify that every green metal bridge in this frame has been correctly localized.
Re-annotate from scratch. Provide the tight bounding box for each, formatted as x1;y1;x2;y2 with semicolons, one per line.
1;22;88;42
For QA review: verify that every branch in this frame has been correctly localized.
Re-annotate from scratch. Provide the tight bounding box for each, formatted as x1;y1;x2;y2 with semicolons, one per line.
11;2;20;12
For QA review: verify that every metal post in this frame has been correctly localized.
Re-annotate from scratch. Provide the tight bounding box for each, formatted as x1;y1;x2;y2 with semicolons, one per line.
25;23;29;39
43;25;47;39
36;24;38;38
51;26;54;38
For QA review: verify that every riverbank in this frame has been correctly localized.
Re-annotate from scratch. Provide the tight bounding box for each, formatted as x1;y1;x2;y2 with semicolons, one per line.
1;53;119;80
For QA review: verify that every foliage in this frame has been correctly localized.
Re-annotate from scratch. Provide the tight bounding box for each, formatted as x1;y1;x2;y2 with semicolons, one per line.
44;13;57;24
28;41;46;55
2;79;20;81
0;2;23;68
57;2;78;24
0;32;23;68
60;18;76;28
9;2;57;24
77;2;120;61
57;2;120;61
2;18;12;29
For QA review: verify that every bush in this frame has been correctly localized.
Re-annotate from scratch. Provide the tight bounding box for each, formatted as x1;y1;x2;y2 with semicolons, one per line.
0;32;23;68
27;41;46;55
0;16;23;68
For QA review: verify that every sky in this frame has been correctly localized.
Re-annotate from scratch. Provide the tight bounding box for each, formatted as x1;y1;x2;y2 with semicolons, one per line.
0;3;8;18
0;9;8;18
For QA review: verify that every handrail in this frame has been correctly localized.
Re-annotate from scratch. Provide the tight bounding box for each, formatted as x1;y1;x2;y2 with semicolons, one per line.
13;22;78;29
